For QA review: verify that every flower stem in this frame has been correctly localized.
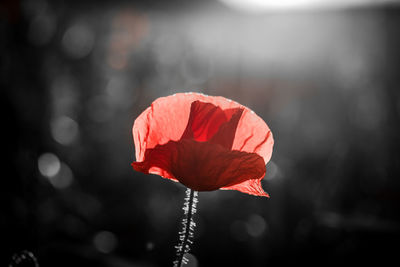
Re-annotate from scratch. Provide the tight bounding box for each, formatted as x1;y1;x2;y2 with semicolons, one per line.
174;188;198;267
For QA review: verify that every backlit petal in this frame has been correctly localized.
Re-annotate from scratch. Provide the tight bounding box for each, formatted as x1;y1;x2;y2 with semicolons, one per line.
221;179;269;197
132;139;266;194
132;93;274;196
232;109;274;163
133;93;273;163
131;141;178;182
209;107;243;150
181;101;230;142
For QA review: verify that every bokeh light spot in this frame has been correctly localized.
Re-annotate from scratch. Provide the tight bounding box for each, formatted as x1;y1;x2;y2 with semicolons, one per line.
38;153;60;178
246;214;267;238
62;22;95;59
93;231;118;254
146;241;154;251
51;115;79;145
48;162;74;189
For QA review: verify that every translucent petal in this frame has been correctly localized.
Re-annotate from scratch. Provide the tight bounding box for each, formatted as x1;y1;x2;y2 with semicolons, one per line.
133;93;273;163
132;93;274;196
132;139;267;195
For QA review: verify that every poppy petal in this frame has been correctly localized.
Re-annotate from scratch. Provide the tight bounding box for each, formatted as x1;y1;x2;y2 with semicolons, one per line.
221;179;269;197
132;93;274;196
232;109;274;163
133;93;273;164
132;139;267;194
181;100;245;149
209;107;244;150
131;141;178;182
181;101;230;142
171;140;266;192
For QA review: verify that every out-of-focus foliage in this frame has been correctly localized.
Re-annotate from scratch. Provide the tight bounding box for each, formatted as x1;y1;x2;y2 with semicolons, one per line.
1;0;400;266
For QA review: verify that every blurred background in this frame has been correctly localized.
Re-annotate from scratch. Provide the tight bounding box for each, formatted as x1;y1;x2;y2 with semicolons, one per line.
2;0;400;266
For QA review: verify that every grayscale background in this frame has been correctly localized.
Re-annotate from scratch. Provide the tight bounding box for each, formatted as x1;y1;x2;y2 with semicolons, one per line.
2;0;400;266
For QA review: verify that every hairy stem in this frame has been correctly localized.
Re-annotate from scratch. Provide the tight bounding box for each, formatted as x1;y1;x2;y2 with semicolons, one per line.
174;188;198;267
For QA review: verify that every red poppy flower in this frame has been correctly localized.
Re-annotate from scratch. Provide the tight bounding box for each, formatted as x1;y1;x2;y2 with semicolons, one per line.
131;93;274;196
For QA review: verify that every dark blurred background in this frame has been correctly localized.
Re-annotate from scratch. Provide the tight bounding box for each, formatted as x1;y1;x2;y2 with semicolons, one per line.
2;0;400;266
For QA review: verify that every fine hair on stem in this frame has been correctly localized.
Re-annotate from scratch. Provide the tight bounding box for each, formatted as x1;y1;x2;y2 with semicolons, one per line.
173;188;198;267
